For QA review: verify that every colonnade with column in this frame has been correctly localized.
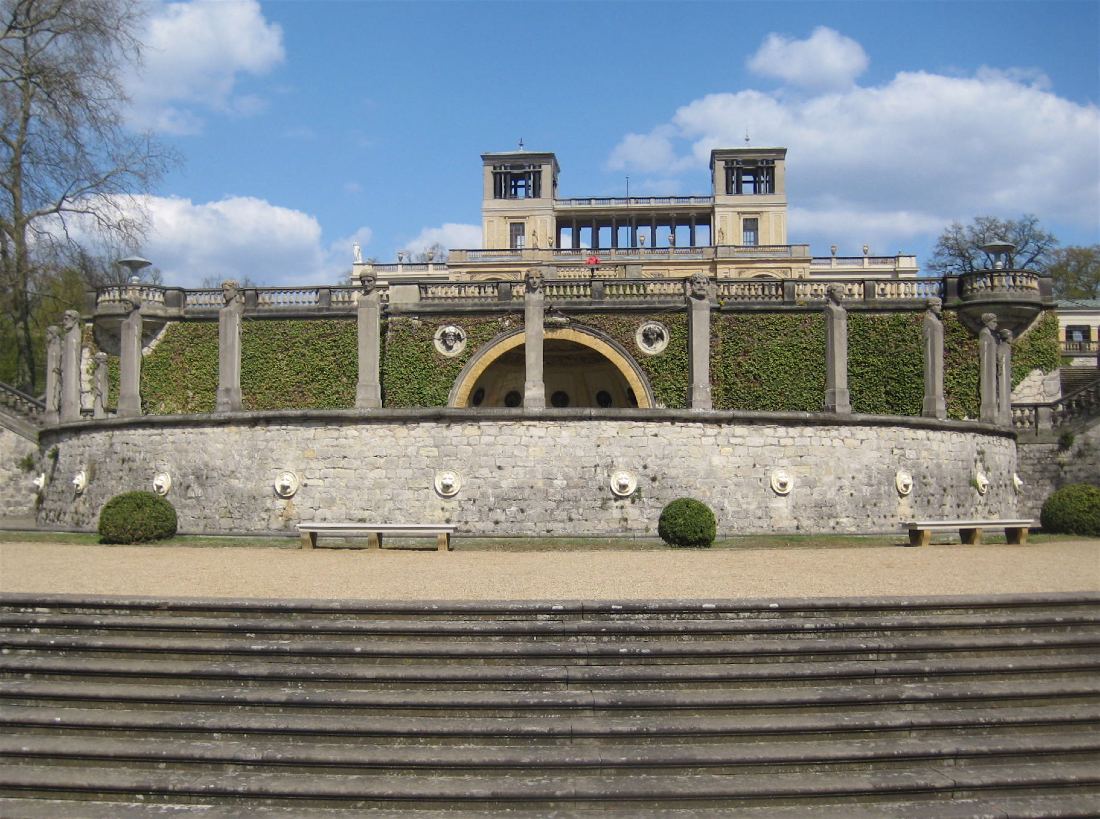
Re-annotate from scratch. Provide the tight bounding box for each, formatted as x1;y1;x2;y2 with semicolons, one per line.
48;274;1012;425
557;213;712;249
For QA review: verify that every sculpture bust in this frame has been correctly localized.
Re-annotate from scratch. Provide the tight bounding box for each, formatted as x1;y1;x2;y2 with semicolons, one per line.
358;270;377;294
221;280;242;306
925;297;942;318
981;312;998;332
826;283;846;306
687;273;709;300
61;309;79;332
525;269;543;293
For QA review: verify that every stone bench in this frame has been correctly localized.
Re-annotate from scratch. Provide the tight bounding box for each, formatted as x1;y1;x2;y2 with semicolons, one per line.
297;523;456;551
903;519;1033;547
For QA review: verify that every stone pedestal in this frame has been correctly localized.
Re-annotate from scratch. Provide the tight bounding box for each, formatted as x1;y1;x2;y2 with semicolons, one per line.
686;275;712;410
59;310;82;423
823;286;851;414
116;301;143;417
216;282;245;412
44;326;61;425
355;281;382;409
978;313;998;424
523;270;546;410
921;300;946;420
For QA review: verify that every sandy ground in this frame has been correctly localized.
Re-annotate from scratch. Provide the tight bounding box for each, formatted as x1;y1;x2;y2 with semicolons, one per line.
1;539;1097;601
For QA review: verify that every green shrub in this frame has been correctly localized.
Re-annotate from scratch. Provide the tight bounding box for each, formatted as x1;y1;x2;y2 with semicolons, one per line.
98;491;178;544
1040;484;1100;536
658;498;717;548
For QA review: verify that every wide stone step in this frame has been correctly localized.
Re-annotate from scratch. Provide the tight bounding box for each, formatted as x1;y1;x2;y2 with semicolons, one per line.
5;609;1097;639
7;702;1095;744
2;761;1097;808
4;731;1098;775
4;793;1100;818
4;651;1096;689
3;677;1097;717
5;628;1098;665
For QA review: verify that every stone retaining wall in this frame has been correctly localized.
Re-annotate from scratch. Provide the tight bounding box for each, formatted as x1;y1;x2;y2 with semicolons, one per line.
36;410;1018;537
1016;420;1100;520
0;423;37;520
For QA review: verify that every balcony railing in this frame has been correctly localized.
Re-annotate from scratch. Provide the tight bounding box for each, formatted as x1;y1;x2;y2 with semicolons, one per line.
1013;378;1100;433
555;195;714;208
959;269;1041;296
1062;340;1097;354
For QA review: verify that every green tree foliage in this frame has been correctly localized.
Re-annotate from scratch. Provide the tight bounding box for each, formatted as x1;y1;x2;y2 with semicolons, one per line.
926;215;1058;276
98;490;178;544
658;498;717;548
1;0;175;392
1040;484;1100;536
1047;245;1100;300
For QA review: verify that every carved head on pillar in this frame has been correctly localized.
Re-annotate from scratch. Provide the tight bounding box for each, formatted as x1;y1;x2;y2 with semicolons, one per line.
998;328;1014;344
358;270;377;294
46;325;60;345
525;268;543;294
221;280;243;306
825;284;846;306
61;310;80;332
686;273;710;301
925;297;943;318
980;312;998;333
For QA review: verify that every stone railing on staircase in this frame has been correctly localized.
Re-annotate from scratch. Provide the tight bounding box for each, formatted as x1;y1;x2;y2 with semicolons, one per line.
1013;375;1100;434
0;382;45;439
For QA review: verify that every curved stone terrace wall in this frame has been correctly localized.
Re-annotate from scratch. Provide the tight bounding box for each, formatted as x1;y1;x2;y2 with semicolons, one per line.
37;409;1018;538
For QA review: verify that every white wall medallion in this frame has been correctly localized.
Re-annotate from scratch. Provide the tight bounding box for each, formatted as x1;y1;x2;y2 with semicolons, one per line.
973;471;990;496
152;472;172;496
895;470;913;496
610;470;637;497
274;471;300;499
72;470;87;494
635;321;670;355
32;473;46;493
1012;473;1024;492
433;325;467;357
435;470;461;497
770;469;793;496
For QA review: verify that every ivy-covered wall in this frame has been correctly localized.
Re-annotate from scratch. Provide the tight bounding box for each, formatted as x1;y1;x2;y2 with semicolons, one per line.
711;313;826;412
382;314;515;407
572;312;689;409
90;306;1061;417
142;322;217;414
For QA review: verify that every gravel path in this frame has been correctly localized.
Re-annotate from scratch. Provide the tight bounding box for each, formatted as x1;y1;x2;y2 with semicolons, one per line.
1;540;1097;601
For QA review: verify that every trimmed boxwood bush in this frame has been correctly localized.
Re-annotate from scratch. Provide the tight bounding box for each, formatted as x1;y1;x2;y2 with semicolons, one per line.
98;491;178;544
1040;484;1100;536
658;498;717;548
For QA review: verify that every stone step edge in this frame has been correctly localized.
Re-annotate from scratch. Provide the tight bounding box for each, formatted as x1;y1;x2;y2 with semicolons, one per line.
3;703;1097;738
3;730;1098;770
3;590;1097;617
1;761;1098;802
4;677;1097;711
6;651;1097;685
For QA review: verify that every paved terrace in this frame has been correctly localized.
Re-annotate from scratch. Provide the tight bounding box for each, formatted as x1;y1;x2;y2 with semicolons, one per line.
1;538;1096;602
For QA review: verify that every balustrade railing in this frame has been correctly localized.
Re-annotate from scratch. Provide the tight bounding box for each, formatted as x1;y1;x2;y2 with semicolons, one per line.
874;279;944;300
184;290;224;310
256;288;322;309
1013;377;1100;433
95;285;167;307
0;381;45;423
419;282;503;302
959;269;1041;296
556;195;713;207
718;280;785;302
1062;340;1097;354
793;281;864;302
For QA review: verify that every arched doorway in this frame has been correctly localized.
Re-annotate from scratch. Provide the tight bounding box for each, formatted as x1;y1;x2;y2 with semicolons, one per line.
449;328;654;409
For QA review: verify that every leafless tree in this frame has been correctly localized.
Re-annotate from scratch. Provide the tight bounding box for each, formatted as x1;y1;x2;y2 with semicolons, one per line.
0;0;177;391
925;215;1058;276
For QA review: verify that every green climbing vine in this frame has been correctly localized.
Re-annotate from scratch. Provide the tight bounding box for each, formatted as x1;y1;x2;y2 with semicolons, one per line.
141;322;218;414
241;319;358;410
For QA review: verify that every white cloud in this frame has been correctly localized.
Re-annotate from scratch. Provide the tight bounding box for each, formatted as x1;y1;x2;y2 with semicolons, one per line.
402;223;482;255
127;0;285;134
607;38;1100;255
747;26;868;90
107;195;369;287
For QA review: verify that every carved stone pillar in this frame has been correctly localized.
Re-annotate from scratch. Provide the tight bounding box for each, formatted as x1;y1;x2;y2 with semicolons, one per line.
823;285;851;414
921;298;947;420
686;273;712;410
523;268;546;409
216;280;245;412
355;272;382;409
117;298;143;417
44;325;61;425
978;312;998;424
997;328;1014;427
60;310;82;423
93;352;109;419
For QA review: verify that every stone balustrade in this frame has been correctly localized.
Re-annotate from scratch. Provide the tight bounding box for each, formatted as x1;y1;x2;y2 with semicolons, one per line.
960;269;1042;297
1013;378;1100;434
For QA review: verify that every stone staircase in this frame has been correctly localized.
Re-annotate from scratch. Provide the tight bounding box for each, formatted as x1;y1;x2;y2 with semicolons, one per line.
1;592;1098;816
0;382;45;441
1060;366;1100;398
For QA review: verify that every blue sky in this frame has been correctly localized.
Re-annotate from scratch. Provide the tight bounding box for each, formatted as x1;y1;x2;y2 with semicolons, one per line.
111;0;1099;287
